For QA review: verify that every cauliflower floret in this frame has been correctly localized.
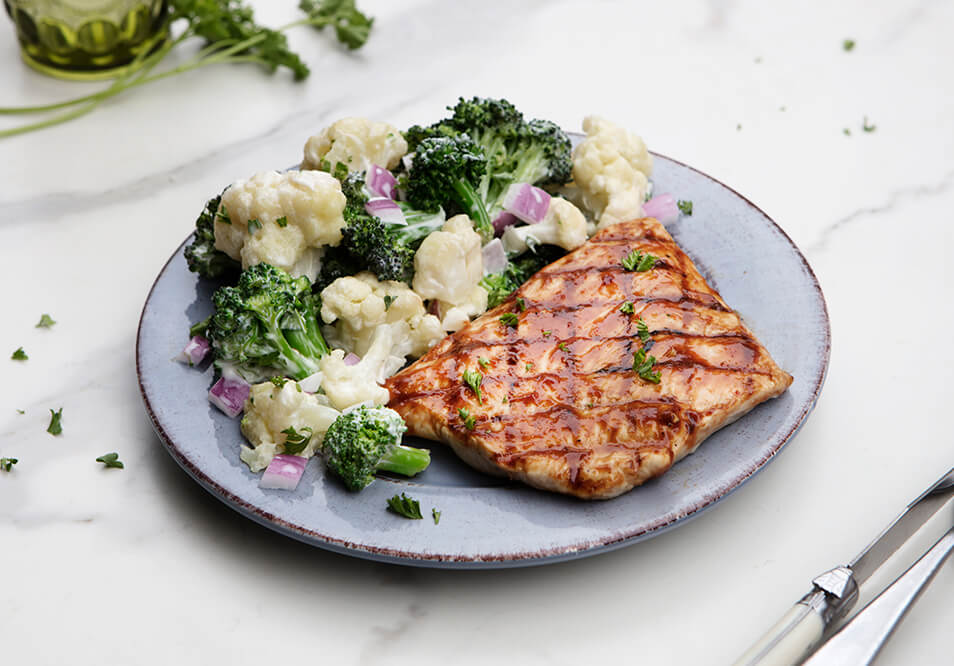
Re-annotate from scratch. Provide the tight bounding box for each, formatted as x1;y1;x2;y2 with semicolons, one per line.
239;379;342;472
570;116;653;230
320;272;443;357
412;215;484;307
320;325;405;411
215;170;346;282
302;117;408;172
500;197;588;255
437;285;489;332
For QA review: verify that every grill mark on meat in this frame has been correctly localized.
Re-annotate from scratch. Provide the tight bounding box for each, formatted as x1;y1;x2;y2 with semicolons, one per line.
385;218;793;499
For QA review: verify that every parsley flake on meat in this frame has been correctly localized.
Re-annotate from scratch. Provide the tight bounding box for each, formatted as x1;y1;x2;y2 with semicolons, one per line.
621;249;657;272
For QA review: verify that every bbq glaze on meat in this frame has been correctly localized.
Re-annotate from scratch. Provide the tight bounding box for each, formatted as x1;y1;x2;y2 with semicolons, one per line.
385;218;793;499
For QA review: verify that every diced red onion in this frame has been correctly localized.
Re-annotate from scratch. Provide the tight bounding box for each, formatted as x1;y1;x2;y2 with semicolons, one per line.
481;238;508;275
642;193;679;225
366;164;398;200
176;335;210;367
259;454;308;490
493;211;519;236
365;198;406;226
208;374;250;418
502;183;551;224
344;352;361;366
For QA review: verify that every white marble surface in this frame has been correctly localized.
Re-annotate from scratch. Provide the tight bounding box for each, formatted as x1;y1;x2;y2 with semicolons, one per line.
2;1;952;664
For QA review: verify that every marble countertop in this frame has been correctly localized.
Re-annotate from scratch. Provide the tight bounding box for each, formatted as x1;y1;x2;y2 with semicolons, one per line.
2;1;951;664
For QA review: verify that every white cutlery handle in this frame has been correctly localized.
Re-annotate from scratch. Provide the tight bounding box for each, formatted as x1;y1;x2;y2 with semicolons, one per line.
732;591;827;666
802;528;954;665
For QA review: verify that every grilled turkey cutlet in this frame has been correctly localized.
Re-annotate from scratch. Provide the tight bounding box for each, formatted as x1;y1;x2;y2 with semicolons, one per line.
385;218;793;499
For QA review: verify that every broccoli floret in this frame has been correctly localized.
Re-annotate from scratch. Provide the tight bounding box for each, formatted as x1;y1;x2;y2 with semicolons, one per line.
333;171;445;284
323;405;430;491
405;134;493;241
480;245;566;308
206;263;330;380
404;98;573;240
184;194;240;279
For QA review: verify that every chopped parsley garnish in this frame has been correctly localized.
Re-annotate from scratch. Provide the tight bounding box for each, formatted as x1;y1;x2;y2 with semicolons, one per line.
16;409;24;415
635;318;651;345
216;208;231;225
862;116;876;132
843;128;851;136
677;200;693;215
843;39;855;51
36;314;56;328
462;369;483;404
542;330;552;337
275;216;289;228
383;294;395;311
525;362;534;372
96;452;124;469
736;123;742;131
432;508;441;524
458;407;476;430
621;249;658;272
633;348;661;384
281;426;313;454
558;342;569;352
500;312;519;328
0;457;17;472
515;297;527;312
477;357;490;370
11;347;28;361
269;376;288;388
47;408;63;435
247;218;263;233
620;301;635;315
387;493;423;519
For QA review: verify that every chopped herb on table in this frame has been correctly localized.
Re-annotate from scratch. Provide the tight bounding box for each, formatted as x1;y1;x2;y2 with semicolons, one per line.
462;369;483;404
35;314;56;328
862;116;876;132
47;408;63;435
16;409;25;415
96;452;124;469
387;493;423;519
843;39;856;51
677;200;693;215
11;347;28;361
432;508;442;524
1;458;17;472
621;249;657;272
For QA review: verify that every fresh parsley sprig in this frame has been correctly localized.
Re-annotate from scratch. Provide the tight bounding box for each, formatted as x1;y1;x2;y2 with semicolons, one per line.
0;457;17;472
11;347;28;361
462;369;483;404
458;407;476;431
281;426;313;454
0;0;373;139
621;249;658;272
500;312;519;328
633;348;661;384
36;314;56;328
387;493;423;519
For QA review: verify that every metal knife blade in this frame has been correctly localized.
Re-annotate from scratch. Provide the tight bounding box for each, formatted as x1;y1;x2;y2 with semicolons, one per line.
848;467;954;588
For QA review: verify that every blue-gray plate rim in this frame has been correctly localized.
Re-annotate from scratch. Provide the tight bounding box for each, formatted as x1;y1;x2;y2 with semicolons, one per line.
136;151;830;569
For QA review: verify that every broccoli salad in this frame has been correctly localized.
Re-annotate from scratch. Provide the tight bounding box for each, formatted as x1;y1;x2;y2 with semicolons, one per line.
178;97;688;494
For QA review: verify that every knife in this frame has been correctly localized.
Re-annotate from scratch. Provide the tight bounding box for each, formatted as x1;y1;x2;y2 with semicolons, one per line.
732;466;954;666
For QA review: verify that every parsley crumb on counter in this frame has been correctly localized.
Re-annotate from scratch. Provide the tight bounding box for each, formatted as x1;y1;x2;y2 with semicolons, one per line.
47;408;63;435
96;453;124;469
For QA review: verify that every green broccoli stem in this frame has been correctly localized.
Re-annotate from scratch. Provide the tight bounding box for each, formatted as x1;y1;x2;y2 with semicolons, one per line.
282;313;330;362
451;179;493;242
376;444;431;477
261;313;319;380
